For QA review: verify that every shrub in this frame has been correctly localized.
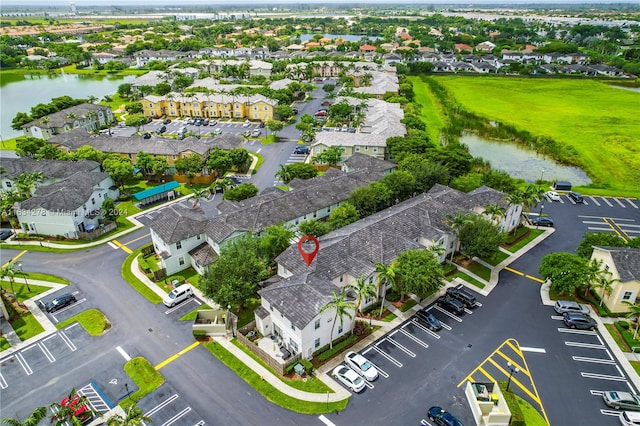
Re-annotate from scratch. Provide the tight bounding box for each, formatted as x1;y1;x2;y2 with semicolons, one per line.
314;334;358;362
498;381;525;426
386;290;401;302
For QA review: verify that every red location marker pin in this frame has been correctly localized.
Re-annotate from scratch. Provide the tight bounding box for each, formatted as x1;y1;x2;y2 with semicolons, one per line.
297;235;320;266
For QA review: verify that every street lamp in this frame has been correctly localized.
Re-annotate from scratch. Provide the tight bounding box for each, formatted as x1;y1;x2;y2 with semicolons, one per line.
15;262;30;292
539;168;545;184
227;304;235;337
506;362;519;391
124;383;132;402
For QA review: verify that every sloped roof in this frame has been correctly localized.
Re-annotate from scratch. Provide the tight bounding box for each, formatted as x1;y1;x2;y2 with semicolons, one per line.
17;171;111;212
21;103;111;129
343;153;397;173
258;273;338;329
0;157;99;180
595;247;640;282
149;205;208;244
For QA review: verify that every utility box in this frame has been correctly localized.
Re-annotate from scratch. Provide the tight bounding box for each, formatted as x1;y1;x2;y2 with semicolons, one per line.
293;363;306;377
552;181;572;191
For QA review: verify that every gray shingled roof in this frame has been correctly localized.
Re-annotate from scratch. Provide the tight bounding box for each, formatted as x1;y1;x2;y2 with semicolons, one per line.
50;128;240;156
204;168;384;244
21;103;110;129
149;205;208;244
17;171;111;212
343;153;396;173
188;242;218;266
0;157;99;180
596;247;640;282
258;273;341;329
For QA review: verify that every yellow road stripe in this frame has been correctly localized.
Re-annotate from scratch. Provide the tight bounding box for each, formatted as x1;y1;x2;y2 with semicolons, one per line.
458;374;474;388
2;250;27;268
603;218;626;242
477;366;496;384
123;233;150;245
505;267;524;276
526;275;544;283
155;341;200;370
505;340;523;358
111;239;133;254
608;217;630;240
495;350;529;377
488;358;540;404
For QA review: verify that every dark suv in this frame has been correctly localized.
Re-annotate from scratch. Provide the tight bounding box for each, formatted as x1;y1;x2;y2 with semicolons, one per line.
293;145;310;155
446;286;477;308
43;293;77;313
568;191;584;203
414;308;442;331
437;296;465;315
563;313;597;330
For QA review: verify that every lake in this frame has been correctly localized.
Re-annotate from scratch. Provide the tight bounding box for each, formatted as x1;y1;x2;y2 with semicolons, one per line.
461;133;592;186
0;73;134;139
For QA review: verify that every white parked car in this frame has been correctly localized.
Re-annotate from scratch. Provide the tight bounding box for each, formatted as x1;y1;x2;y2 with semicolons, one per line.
545;191;561;201
344;351;378;381
620;411;640;426
332;364;365;393
242;120;251;127
162;284;193;308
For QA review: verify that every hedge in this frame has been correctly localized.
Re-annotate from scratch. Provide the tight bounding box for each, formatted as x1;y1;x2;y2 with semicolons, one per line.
316;334;358;362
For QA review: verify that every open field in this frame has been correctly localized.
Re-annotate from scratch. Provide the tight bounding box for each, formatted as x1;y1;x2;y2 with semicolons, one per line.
426;76;640;196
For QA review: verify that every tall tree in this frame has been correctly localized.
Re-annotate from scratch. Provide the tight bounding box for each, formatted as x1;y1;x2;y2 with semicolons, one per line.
327;203;360;230
346;275;376;317
320;289;355;349
258;224;294;265
624;302;640;340
576;232;627;259
105;404;151;426
593;270;619;307
539;252;590;295
190;187;210;208
445;212;473;261
375;262;397;318
457;215;507;261
394;249;444;301
297;219;330;238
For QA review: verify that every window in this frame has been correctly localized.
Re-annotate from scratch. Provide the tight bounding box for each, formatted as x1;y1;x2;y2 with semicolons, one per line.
253;106;257;110
339;275;343;283
315;319;320;329
315;338;320;348
178;256;185;266
197;234;201;240
623;292;633;301
91;198;95;205
291;324;296;331
355;147;360;152
264;106;268;110
373;147;378;153
176;241;182;250
338;324;343;334
5;182;11;188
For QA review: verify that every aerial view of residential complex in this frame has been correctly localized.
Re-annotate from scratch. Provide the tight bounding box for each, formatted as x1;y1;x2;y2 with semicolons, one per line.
0;1;639;424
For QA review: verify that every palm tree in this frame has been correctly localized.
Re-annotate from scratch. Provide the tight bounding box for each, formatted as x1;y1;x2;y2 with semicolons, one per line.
503;191;524;224
319;289;355;349
106;404;150;426
86;95;98;104
213;177;234;194
445;212;472;261
0;263;17;294
522;184;545;217
483;203;505;224
2;406;48;425
85;110;99;132
190;187;210;208
583;258;603;297
50;388;99;426
623;302;640;340
375;261;396;319
346;275;376;320
592;270;619;307
16;171;45;197
275;164;292;185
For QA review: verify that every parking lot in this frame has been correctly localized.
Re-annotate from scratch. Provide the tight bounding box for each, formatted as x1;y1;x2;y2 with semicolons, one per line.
137;383;205;426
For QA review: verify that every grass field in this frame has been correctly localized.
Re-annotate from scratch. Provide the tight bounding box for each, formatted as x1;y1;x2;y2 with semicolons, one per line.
421;76;640;196
409;76;446;144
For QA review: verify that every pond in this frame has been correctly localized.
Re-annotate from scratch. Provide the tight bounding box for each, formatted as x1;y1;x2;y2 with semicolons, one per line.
461;133;592;185
0;73;134;139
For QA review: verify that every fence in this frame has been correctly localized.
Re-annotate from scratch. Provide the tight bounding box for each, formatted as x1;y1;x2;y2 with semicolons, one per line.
236;321;301;376
77;221;117;241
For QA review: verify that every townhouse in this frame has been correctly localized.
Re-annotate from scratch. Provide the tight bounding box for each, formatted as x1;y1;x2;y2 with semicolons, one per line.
590;247;640;313
21;103;114;140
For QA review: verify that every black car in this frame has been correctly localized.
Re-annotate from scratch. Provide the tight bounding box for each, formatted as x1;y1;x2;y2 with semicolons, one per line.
293;145;310;155
568;191;584;203
162;118;171;124
414;308;442;331
0;229;14;241
446;286;477;308
437;296;465;315
142;133;151;139
43;293;77;313
428;406;464;426
531;216;554;227
157;125;167;134
259;121;265;128
563;313;597;330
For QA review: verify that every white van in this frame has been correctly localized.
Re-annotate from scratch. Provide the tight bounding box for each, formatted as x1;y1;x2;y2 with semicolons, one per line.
163;284;193;307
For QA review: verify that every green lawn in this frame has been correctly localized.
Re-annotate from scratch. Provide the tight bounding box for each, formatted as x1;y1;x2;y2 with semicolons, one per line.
121;357;164;409
407;75;446;144
504;228;545;253
430;76;640;197
447;271;486;289
1;282;50;302
481;250;510;266
460;260;491;281
19;272;69;284
56;309;109;336
204;341;349;414
605;323;630;352
11;312;44;341
0;337;10;352
179;304;212;321
121;246;163;304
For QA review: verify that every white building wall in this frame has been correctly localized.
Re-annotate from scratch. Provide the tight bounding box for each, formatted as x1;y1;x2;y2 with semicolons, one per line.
17;207;78;238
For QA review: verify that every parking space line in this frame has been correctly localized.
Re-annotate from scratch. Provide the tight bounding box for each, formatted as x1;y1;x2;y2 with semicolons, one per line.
589;196;601;206
628;199;639;209
463;308;473;314
162;406;191;426
602;198;614;207
565;341;606;349
145;394;179;416
504;266;524;276
581;372;627;381
165;297;199;314
408;319;441;339
421;419;433;426
520;347;546;353
116;346;131;361
590;389;605;396
614;198;626;208
369;361;389;379
572;356;617;365
551;315;564;320
59;330;77;351
319;415;337;426
434;306;462;322
397;329;429;348
605;349;614;361
0;371;7;389
37;342;55;363
476;366;496;383
384;337;416;357
15;352;32;375
371;345;403;367
558;328;597;336
362;379;375;389
474;301;483;307
601;409;621;417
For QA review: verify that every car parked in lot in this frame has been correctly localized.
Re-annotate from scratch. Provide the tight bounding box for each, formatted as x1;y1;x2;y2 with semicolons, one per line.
563;313;597;330
620;411;640;426
414;308;442;331
142;132;151;139
437;295;465;315
0;228;14;240
293;145;310;155
531;216;554;227
162;284;193;308
209;120;218;126
446;286;477;308
344;351;378;381
545;191;561;202
428;406;464;426
157;125;167;134
568;191;584;203
251;129;262;137
603;391;640;411
554;300;590;315
332;365;365;393
163;118;171;124
242;120;251;127
259;121;265;128
43;293;77;313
